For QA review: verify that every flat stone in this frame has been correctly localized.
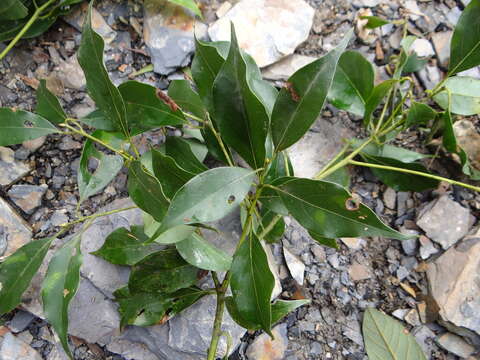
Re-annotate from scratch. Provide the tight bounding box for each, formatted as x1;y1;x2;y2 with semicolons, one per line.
246;323;288;360
436;332;475;358
0;147;30;186
383;187;396;210
404;309;421;326
411;38;435;58
143;0;207;75
0;332;42;360
431;31;452;68
404;0;422;21
348;262;371;281
417;195;471;249
7;311;35;333
0;197;32;260
208;0;314;68
262;54;316;81
106;339;158;360
427;231;480;344
283;245;305;285
8;185;48;214
22;137;46;153
419;235;439;260
412;326;436;356
340;237;364;250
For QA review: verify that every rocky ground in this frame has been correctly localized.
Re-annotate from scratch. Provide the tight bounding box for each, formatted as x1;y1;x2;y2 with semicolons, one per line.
0;0;479;359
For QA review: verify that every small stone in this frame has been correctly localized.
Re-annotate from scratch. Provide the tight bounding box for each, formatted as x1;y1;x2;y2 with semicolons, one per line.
262;54;316;81
246;323;288;360
58;136;82;151
404;309;421;326
446;7;462;27
396;266;409;281
419;235;438;260
283;246;305;285
0;332;42;360
342;321;363;346
417;195;471;249
411;38;435;58
0;198;32;259
53;56;86;90
208;0;314;68
311;244;326;261
22;137;46;153
412;326;436;355
383;187;396;209
353;0;380;7
417;301;427;323
436;333;475;358
0;146;31;186
349;262;371;281
356;8;376;44
327;254;340;269
453;120;480;172
340;237;364;250
8;311;35;333
392;309;408;320
404;0;422;21
8;185;48;214
431;31;452;68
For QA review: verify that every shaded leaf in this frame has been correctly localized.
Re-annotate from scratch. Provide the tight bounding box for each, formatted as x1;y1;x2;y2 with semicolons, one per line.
328;50;375;116
406;102;437;127
41;236;83;359
127;161;169;222
35;79;66;124
0;237;54;315
259;208;286;244
442;111;457;153
402;52;428;74
271;29;353;151
212;24;269;168
77;3;128;136
351;140;429;163
176;233;232;271
0;0;28;20
265;151;294;184
360;15;390;29
363;80;397;127
78;109;115;131
363;308;427;360
225;296;259;330
168;79;206;120
165;136;208;174
448;0;480;75
271;299;310;324
0;108;59;146
0;16;55;42
129;248;198;294
434;76;480;116
230;234;274;333
308;231;339;249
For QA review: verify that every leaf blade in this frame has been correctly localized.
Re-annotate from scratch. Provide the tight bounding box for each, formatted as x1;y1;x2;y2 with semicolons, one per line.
35;79;67;124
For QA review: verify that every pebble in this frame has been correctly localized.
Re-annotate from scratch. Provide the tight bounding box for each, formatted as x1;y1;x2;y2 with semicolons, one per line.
0;332;42;360
58;136;82;151
431;31;452;68
436;332;475;358
419;235;439;260
283;246;305;285
8;311;35;333
22;137;46;153
310;244;326;261
262;54;316;81
246;323;288;360
404;309;421;326
411;38;435;58
8;184;48;214
0;197;32;259
0;147;31;186
383;187;396;210
348;262;371;281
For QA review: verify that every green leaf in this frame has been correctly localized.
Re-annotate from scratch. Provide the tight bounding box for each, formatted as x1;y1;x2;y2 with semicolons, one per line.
363;308;427;360
275;177;410;240
78;130;124;203
402;52;428;74
406;102;437;127
166;0;202;17
165;136;208;174
41;236;83;359
77;2;128;136
0;108;59;146
308;231;339;249
0;16;55;42
0;237;54;315
159;167;255;231
265;151;294;184
258;177;291;216
230;234;274;333
200;124;232;164
176;233;232;271
363;80;398;127
359;153;439;192
328;50;375;116
448;0;480;75
225;296;260;330
442;111;457;153
351;140;429;163
168;80;206;120
271;299;310;324
360;15;390;29
115;286;206;328
434;76;480;116
91;226;163;266
212;24;269;169
259;208;285;244
118;81;186;134
271;29;353;151
127;161;169;222
152;148;196;199
129;248;198;294
191;38;229;112
35;80;66;125
0;0;28;20
78;109;115;131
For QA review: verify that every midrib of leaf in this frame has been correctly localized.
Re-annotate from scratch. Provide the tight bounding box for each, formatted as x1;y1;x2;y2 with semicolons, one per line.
130;165;170;207
369;311;399;360
196;41;220;80
41;93;66;121
449;38;480;75
248;236;264;326
338;66;366;104
125;101;185;123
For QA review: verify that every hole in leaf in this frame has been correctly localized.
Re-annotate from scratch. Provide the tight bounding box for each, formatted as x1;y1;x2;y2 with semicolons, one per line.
345;197;360;211
23;120;34;128
227;195;235;204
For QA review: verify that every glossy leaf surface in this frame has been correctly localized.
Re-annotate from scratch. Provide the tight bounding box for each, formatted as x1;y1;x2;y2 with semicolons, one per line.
0;108;59;146
271;30;353;151
434;76;480;115
0;237;54;314
165;136;208;174
35;79;66;124
168;79;206;120
406;102;437;127
363;80;397;127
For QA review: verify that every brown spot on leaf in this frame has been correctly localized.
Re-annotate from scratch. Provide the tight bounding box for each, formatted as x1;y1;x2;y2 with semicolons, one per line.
156;89;180;112
345;197;360;211
63;289;70;297
227;195;236;204
284;82;300;102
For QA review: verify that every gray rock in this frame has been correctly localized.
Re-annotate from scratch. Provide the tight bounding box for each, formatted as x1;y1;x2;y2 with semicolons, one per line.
412;325;436;356
208;0;314;68
283;245;305;285
418;64;442;90
106;338;158;360
7;185;48;214
404;309;421;326
436;332;475;358
342;320;363;346
348;262;372;281
340;237;364;250
143;0;207;75
262;54;316;81
0;147;30;186
22;137;46;153
419;235;439;260
427;230;480;344
432;31;452;68
404;0;422;21
445;7;462;27
383;187;396;210
353;0;380;7
53;56;86;90
58;136;82;151
0;332;42;360
0;197;32;259
8;310;35;333
246;323;288;360
417;195;471;249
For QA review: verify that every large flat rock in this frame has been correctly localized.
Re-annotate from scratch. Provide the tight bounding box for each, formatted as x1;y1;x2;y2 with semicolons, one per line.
0;197;32;260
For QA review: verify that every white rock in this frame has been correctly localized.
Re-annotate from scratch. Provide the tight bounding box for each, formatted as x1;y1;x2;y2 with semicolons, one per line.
0;197;32;260
283;246;305;285
0;332;42;360
208;0;314;68
262;54;316;81
404;0;423;21
411;38;435;58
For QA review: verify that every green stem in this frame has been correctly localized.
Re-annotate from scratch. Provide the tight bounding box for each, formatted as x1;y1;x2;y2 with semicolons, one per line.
258;214;282;240
349;160;480;192
206;291;226;360
59;205;138;228
0;0;57;60
207;114;235;167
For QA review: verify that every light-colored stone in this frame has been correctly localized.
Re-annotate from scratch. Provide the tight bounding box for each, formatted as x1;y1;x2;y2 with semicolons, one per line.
404;0;423;21
0;146;30;186
283;246;305;285
0;197;32;260
417;195;471;249
436;333;475;358
7;184;48;214
432;31;452;68
349;262;371;281
22;137;46;153
262;54;316;81
340;237;364;250
215;1;232;18
208;0;314;68
383;187;396;210
404;309;421;326
53;56;86;90
419;235;438;260
0;332;42;360
106;338;158;360
411;38;435;58
246;323;288;360
356;8;376;44
427;231;480;344
453;119;480;171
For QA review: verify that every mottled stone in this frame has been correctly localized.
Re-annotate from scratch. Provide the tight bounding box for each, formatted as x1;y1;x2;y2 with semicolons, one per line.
209;0;314;68
383;187;396;210
340;237;364;250
419;235;438;260
54;56;86;90
262;54;316;81
0;147;30;186
106;339;158;360
417;195;471;249
0;332;42;360
0;197;32;259
432;31;452;68
411;38;435;58
436;333;475;358
22;137;46;153
246;323;288;360
454;119;480;171
349;262;371;281
8;185;48;214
